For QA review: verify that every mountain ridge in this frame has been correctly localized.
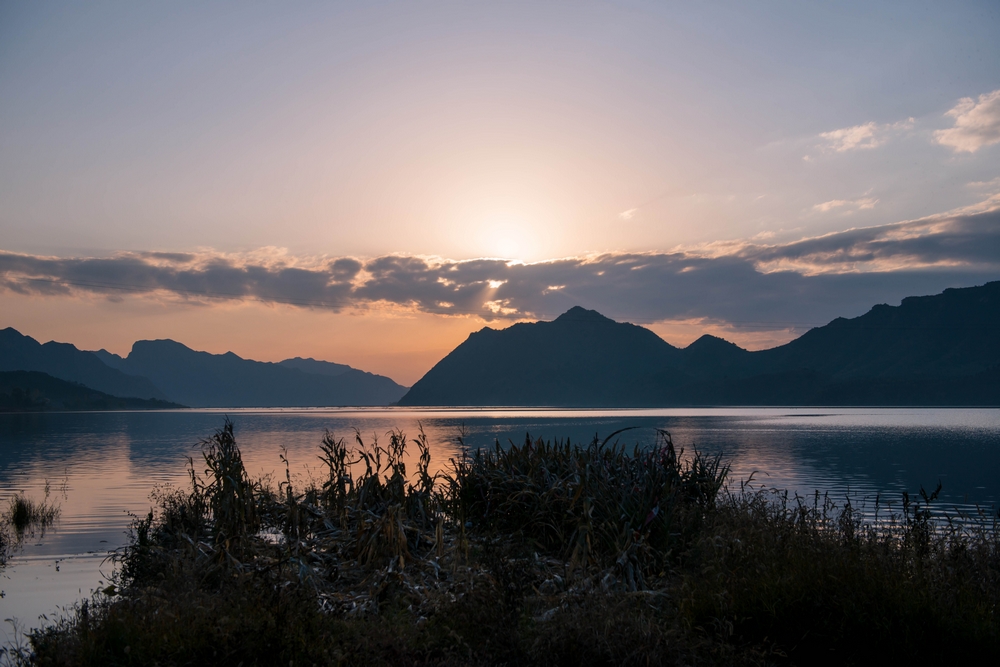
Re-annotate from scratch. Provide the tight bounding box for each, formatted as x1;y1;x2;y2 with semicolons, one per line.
5;281;998;408
0;328;408;407
0;328;168;400
399;280;1000;407
107;339;408;408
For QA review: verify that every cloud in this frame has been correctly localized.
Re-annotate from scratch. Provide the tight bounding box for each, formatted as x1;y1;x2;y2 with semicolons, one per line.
2;204;999;334
819;118;914;153
748;208;1000;275
820;122;880;152
619;208;638;220
812;196;879;213
967;176;1000;190
935;89;1000;153
814;90;1000;157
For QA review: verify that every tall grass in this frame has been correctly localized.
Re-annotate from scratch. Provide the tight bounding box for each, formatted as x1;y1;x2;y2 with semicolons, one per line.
194;419;259;554
451;429;726;585
0;488;60;577
21;421;1000;666
5;492;59;537
684;482;1000;660
1;488;60;568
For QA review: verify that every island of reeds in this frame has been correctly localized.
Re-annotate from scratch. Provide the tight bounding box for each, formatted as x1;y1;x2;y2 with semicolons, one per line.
12;421;1000;665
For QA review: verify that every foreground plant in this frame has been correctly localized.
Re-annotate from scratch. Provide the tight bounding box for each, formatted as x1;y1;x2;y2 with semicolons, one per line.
450;429;726;586
0;488;60;571
5;492;59;537
19;421;1000;666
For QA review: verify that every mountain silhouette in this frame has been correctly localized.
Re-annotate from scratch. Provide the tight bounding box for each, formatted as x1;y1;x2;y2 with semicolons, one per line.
399;281;1000;406
400;306;684;406
750;283;1000;379
0;327;167;400
1;328;408;408
99;339;407;407
0;370;184;411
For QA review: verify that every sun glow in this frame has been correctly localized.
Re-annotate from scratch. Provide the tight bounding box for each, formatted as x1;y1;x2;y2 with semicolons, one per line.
476;213;539;260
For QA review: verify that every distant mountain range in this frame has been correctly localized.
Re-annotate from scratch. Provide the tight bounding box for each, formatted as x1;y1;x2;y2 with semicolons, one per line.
399;281;1000;406
93;340;407;407
0;328;167;400
0;370;183;412
0;329;408;408
4;281;998;409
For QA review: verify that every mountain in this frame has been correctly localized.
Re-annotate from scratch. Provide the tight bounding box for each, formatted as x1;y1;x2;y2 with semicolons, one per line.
105;339;407;407
1;327;408;407
92;348;128;372
399;282;1000;407
751;283;1000;379
0;328;168;400
400;306;685;406
0;370;184;411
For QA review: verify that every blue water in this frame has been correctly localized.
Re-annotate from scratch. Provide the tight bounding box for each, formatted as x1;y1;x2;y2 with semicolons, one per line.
1;407;999;642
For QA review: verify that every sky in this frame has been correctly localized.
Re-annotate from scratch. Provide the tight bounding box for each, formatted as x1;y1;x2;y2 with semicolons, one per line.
1;0;999;385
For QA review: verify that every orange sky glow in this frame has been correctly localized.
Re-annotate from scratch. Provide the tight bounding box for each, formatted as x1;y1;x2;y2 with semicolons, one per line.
1;2;998;385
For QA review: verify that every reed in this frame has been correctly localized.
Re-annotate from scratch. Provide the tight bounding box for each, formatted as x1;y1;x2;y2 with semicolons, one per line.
677;483;1000;663
20;421;1000;666
0;490;60;577
193;419;260;555
452;429;726;585
4;492;59;537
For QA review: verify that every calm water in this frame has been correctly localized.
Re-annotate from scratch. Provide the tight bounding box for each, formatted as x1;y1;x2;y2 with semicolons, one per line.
2;407;999;642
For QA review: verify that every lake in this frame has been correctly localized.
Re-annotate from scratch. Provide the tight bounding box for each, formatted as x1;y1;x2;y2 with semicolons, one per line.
2;407;999;644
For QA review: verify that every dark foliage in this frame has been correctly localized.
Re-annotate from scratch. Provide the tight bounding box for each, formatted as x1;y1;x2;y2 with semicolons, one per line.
18;422;1000;666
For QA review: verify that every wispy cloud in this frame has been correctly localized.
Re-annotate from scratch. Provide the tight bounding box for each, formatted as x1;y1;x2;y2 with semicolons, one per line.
818;118;914;153
935;89;1000;153
820;122;881;152
967;176;1000;190
812;196;879;213
2;203;999;331
619;208;638;220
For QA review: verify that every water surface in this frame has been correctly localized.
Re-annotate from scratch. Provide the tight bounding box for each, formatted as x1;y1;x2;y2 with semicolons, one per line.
2;407;998;642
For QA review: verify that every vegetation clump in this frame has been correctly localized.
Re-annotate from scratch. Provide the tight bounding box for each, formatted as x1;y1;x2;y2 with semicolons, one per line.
14;420;1000;666
5;492;60;537
452;429;725;586
0;488;60;569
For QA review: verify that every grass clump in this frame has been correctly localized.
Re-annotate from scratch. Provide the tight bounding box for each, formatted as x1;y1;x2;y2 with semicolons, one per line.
1;488;60;565
19;420;1000;666
452;429;724;586
0;488;60;574
6;493;60;537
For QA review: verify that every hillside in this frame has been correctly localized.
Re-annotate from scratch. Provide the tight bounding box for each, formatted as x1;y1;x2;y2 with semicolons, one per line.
753;281;1000;379
101;340;408;408
0;328;168;400
0;370;184;411
400;281;1000;406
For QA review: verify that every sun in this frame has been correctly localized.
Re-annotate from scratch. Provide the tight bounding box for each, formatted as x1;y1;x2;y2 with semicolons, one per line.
476;213;537;260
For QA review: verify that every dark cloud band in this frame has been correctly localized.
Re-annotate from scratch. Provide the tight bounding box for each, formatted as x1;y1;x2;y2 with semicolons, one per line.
2;208;998;331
